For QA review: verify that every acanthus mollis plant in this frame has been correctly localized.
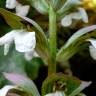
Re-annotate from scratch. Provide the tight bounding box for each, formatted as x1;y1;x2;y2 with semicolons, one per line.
0;0;96;96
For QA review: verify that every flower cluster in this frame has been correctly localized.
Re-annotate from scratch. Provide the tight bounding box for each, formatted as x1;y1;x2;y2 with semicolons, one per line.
0;0;38;61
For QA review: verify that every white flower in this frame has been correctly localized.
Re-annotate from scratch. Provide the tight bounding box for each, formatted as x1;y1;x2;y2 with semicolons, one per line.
0;29;36;60
45;91;65;96
6;0;30;16
16;4;30;17
6;0;17;9
88;39;96;49
0;85;18;96
61;7;88;27
87;39;96;60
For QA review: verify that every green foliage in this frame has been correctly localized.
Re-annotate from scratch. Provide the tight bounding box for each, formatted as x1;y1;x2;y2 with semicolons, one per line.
4;72;40;96
42;73;81;96
57;25;96;62
0;0;95;96
0;8;25;29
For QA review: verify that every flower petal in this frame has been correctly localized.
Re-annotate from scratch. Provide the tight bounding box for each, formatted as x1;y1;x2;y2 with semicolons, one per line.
71;12;82;20
6;0;17;9
0;31;15;45
3;72;40;96
61;14;72;27
4;43;11;55
16;4;30;16
78;7;88;23
14;30;36;52
0;85;17;96
0;30;16;55
45;91;65;96
87;39;96;48
89;45;96;60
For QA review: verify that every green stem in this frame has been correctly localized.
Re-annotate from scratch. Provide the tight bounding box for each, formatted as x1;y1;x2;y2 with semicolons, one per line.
48;6;57;75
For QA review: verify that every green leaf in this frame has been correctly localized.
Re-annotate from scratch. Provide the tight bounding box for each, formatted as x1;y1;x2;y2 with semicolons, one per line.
42;73;81;96
57;25;96;62
50;0;60;9
57;0;81;18
3;72;40;96
0;46;26;75
20;0;49;14
26;57;44;80
0;8;25;29
19;16;50;65
69;81;91;96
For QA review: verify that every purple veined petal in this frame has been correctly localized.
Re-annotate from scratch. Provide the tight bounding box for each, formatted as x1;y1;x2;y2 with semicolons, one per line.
6;0;17;9
89;45;96;60
0;85;18;96
61;14;72;27
14;30;36;53
78;7;88;23
3;72;40;96
16;4;30;17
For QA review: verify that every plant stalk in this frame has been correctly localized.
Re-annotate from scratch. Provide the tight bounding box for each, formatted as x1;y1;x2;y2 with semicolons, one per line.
48;6;57;75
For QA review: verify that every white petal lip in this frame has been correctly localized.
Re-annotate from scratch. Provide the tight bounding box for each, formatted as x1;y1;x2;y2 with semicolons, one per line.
0;85;17;96
6;0;30;17
78;8;88;23
16;4;30;16
89;45;96;60
0;30;36;56
45;91;65;96
61;14;72;27
14;31;36;52
0;31;16;55
6;0;17;9
61;7;88;27
4;43;11;55
87;39;96;60
0;31;15;45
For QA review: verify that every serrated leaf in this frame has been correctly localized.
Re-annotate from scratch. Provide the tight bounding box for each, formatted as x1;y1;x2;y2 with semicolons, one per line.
57;25;96;62
0;8;25;29
3;72;40;96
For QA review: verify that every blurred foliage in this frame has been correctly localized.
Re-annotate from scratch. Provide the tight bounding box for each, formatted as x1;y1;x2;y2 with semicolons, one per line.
0;0;96;95
0;44;44;87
